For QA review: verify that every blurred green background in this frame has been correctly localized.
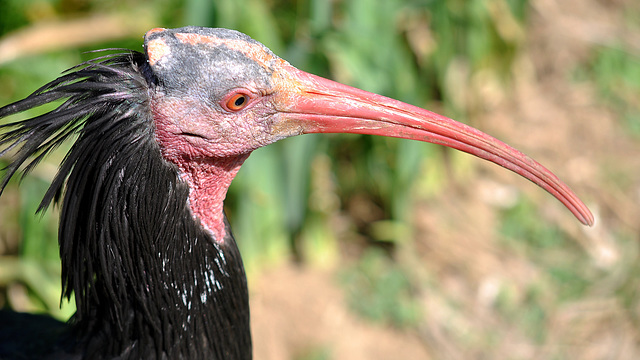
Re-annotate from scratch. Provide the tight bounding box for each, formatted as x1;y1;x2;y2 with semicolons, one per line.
0;0;639;359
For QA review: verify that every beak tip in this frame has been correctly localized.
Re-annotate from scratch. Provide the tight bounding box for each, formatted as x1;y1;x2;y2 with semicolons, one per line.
584;211;595;227
573;200;595;227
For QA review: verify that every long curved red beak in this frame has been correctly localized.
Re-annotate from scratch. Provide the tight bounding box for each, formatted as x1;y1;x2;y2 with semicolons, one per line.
275;67;593;226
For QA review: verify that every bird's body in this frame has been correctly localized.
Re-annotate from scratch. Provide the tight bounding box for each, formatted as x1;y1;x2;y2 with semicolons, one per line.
0;27;593;359
0;50;251;359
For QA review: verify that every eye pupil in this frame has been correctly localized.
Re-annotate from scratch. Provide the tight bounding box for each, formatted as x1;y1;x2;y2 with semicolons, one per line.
234;96;246;107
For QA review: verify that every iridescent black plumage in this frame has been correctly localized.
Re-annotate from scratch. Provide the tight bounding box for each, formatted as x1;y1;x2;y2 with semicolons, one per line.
0;51;250;359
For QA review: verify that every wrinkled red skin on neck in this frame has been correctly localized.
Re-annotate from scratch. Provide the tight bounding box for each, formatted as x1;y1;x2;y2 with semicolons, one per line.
169;155;247;243
151;96;250;243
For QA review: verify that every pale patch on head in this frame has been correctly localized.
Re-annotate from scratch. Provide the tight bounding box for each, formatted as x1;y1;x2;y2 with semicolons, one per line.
146;37;170;67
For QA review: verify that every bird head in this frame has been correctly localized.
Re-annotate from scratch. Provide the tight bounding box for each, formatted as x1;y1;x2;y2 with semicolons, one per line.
144;26;593;232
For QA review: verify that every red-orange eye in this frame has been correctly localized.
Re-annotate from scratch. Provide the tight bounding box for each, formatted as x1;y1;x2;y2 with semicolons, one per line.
226;93;250;111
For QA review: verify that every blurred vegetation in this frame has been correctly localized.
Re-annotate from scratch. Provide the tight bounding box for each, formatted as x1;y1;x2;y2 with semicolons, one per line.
575;45;640;137
0;0;638;359
340;248;423;328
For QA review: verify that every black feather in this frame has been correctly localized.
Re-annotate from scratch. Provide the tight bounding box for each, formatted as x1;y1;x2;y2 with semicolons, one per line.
0;51;251;359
